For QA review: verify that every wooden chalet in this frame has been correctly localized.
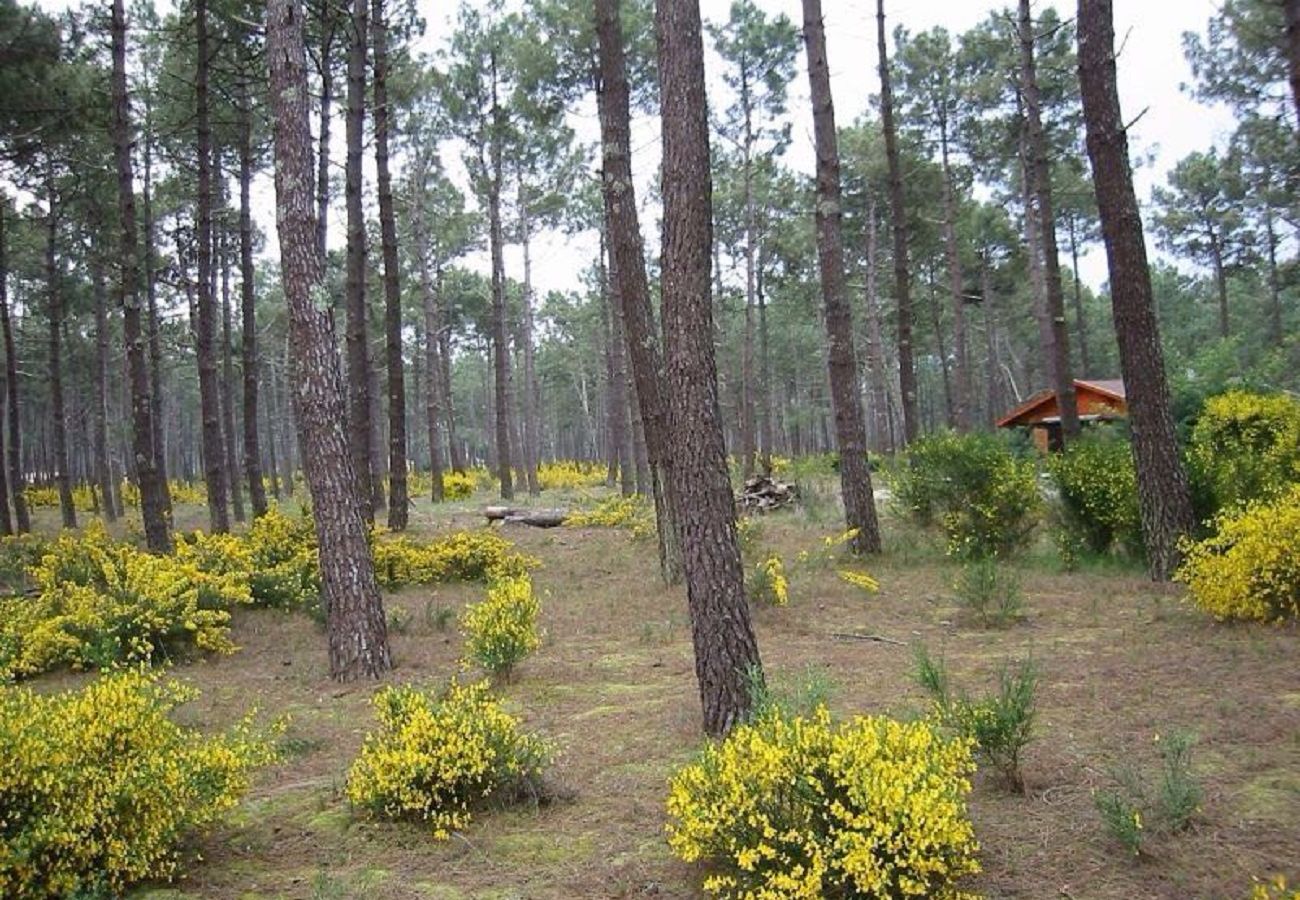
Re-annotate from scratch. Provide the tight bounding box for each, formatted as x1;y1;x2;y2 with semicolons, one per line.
996;379;1127;452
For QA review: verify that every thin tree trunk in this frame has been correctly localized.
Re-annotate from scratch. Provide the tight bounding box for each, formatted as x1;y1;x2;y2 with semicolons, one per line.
1078;0;1195;580
0;202;11;535
1286;0;1300;128
142;93;171;515
876;0;918;444
1019;0;1079;439
939;119;972;431
44;175;75;529
196;0;230;532
440;326;463;472
220;204;246;523
2;201;28;534
486;52;513;501
268;0;391;679
315;14;336;261
1067;214;1093;375
372;0;408;529
928;267;955;427
600;230;619;488
803;0;882;555
238;81;268;518
862;198;892;452
607;238;634;497
594;0;682;583
757;249;773;470
345;0;374;519
1265;209;1284;345
1211;240;1230;338
518;183;542;495
422;268;445;501
739;100;758;477
92;260;117;523
658;0;761;736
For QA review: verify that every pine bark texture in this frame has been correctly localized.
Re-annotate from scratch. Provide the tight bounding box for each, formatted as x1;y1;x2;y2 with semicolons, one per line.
595;0;682;584
1077;0;1195;580
802;0;882;556
1287;0;1300;127
45;179;75;530
267;0;391;680
0;204;11;535
487;53;514;501
657;0;761;736
92;261;117;522
345;0;374;519
238;84;269;519
0;203;29;533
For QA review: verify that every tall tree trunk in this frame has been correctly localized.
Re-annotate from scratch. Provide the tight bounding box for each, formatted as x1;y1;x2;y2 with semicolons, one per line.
658;0;761;736
315;14;336;261
738;100;758;477
422;267;446;501
876;0;918;444
487;53;514;501
1286;0;1300;128
268;0;391;679
756;250;773;470
595;0;682;583
1078;0;1195;580
862;198;892;452
803;0;882;555
44;176;75;529
142;93;171;515
372;0;408;530
1211;240;1230;338
939;118;972;431
518;184;542;496
220;208;246;523
928;268;955;427
440;325;463;472
599;231;619;488
1264;208;1284;346
237;83;268;518
345;0;374;519
606;237;634;497
92;260;117;523
981;257;1003;426
196;0;230;532
1066;215;1093;375
0;203;10;535
2;202;27;534
1018;0;1079;440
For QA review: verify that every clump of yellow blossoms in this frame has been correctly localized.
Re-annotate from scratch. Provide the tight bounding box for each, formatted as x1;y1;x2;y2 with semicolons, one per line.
371;529;536;589
537;459;607;491
460;574;543;680
346;678;548;839
837;568;881;594
666;705;980;899
749;554;790;607
177;507;321;610
1176;484;1300;623
0;669;280;899
565;494;654;533
1251;876;1300;900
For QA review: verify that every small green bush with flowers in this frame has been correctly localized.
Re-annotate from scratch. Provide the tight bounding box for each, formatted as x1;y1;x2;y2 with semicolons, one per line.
665;704;980;899
1047;429;1143;558
891;431;1040;558
460;574;543;679
1175;484;1300;623
372;529;535;589
1189;390;1300;514
345;677;548;839
0;669;280;899
748;554;789;607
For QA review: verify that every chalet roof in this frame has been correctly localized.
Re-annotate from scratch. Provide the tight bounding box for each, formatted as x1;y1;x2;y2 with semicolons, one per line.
995;378;1127;428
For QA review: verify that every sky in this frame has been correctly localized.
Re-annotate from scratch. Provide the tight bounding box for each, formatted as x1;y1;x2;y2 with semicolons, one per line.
31;0;1241;298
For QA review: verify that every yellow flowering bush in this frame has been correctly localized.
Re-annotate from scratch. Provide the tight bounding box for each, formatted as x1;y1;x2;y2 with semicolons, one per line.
460;574;543;679
1251;876;1300;900
442;470;477;500
0;669;279;899
1047;430;1143;557
345;678;548;839
1190;390;1300;513
241;508;321;608
666;705;980;898
0;528;246;680
749;554;790;607
372;530;536;589
565;494;653;533
1176;484;1300;623
837;569;881;594
537;459;606;490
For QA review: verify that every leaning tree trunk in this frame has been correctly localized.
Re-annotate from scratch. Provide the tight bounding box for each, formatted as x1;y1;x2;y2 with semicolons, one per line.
657;0;762;736
372;0;408;530
804;0;882;555
876;0;918;444
92;260;117;523
196;0;230;532
1019;0;1079;440
594;0;682;583
345;0;374;520
267;0;391;680
237;82;268;518
45;176;76;530
1078;0;1195;581
0;201;28;533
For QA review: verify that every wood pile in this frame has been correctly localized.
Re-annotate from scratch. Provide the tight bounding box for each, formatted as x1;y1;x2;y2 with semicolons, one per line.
737;474;798;513
483;506;569;528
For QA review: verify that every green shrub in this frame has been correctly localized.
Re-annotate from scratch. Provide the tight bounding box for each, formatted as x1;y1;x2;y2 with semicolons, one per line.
0;533;48;594
1047;429;1143;557
747;554;789;607
1176;484;1300;622
0;670;279;899
460;574;543;680
892;431;1040;558
952;558;1023;627
345;678;548;839
1094;730;1202;856
1189;390;1300;514
665;703;980;898
914;645;1038;792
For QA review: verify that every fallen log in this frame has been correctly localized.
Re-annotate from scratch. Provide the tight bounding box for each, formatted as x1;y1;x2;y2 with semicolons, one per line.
483;506;569;528
738;474;799;512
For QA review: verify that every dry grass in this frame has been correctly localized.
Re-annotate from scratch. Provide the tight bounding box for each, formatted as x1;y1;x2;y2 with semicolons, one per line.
26;486;1300;899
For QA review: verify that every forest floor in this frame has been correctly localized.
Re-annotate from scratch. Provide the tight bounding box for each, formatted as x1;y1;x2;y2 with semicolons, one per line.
35;482;1299;900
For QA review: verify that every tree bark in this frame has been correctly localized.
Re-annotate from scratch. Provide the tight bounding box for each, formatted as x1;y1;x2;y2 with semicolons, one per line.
1018;0;1080;440
1;200;27;534
803;0;882;555
518;183;542;495
862;198;892;452
345;0;374;519
268;0;391;679
45;175;75;529
372;0;408;530
0;206;11;534
238;80;268;518
1286;0;1300;129
876;0;918;444
939;117;972;431
440;325;464;472
314;9;336;261
606;236;634;497
196;0;230;532
658;0;761;736
91;259;117;523
486;52;514;501
219;202;246;523
1211;240;1230;338
1078;0;1195;580
142;92;171;515
1066;214;1093;376
594;0;683;583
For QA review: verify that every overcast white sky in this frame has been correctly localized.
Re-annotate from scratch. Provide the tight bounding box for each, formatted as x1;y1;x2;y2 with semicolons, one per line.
33;0;1240;296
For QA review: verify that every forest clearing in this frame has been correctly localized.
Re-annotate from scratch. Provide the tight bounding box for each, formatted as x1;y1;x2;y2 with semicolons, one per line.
2;0;1299;897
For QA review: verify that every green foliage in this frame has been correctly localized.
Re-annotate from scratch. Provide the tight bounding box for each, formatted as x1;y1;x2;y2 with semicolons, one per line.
747;553;789;607
0;670;279;899
1176;483;1300;622
460;574;543;680
913;645;1038;792
371;529;536;589
1047;429;1143;558
952;558;1023;627
1189;390;1300;514
345;678;548;839
665;704;980;898
1094;730;1202;856
892;431;1041;558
